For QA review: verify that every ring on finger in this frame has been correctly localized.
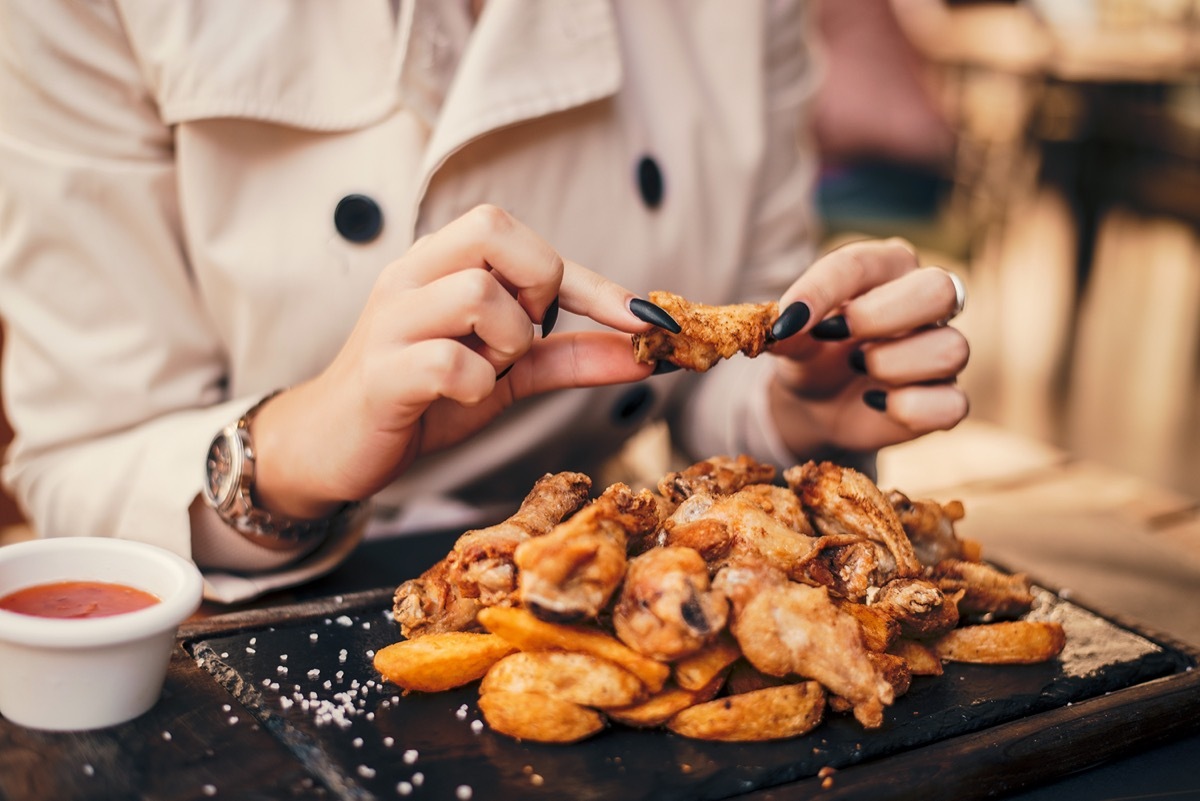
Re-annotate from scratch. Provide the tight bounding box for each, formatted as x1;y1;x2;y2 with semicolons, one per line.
937;270;967;326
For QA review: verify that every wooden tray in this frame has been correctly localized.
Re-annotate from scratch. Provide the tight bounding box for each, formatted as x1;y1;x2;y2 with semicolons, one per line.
185;582;1200;801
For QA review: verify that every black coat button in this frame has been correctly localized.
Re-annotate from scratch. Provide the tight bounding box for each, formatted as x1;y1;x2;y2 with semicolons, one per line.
611;385;654;425
334;194;383;243
637;156;664;209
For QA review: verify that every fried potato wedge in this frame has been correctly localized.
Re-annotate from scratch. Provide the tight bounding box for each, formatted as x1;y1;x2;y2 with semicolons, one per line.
673;633;741;692
374;632;516;693
933;621;1066;664
477;606;670;691
888;638;944;676
667;681;825;741
481;651;645;709
834;600;900;652
478;691;605;743
607;676;724;728
724;659;791;696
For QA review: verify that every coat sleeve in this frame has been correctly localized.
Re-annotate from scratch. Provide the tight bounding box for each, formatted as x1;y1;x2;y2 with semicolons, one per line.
0;0;358;594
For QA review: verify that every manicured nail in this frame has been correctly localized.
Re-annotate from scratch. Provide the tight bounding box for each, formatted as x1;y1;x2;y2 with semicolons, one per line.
496;364;513;380
812;314;851;341
652;360;681;375
541;296;559;338
771;302;811;340
629;297;682;333
848;349;867;374
863;389;887;411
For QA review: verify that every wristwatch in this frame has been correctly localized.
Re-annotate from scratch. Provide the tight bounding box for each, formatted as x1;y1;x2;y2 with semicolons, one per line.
202;391;360;550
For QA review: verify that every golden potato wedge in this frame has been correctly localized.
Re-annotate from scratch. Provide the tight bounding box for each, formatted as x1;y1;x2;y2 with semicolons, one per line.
480;651;645;709
667;681;825;742
477;606;670;692
834;599;900;652
374;632;516;693
933;621;1066;664
888;638;944;676
607;676;724;728
478;691;605;743
723;659;790;696
673;633;741;691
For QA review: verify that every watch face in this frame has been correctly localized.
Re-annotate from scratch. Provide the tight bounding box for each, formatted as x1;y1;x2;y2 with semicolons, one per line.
204;432;238;510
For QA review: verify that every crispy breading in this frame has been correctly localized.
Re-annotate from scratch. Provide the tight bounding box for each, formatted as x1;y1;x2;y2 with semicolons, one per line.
392;471;591;638
632;291;778;372
515;483;659;621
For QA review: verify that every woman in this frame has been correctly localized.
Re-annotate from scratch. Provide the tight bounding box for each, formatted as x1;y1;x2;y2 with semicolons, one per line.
0;0;968;601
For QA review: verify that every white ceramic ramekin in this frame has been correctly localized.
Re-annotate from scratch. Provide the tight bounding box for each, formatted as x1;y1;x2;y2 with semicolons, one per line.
0;537;204;731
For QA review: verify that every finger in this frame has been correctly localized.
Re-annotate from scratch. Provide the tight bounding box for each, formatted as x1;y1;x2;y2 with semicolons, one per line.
503;331;653;399
558;259;658;333
389;204;563;324
863;383;970;436
388;270;536;368
774;238;920;337
836;267;965;340
856;326;969;385
375;340;501;414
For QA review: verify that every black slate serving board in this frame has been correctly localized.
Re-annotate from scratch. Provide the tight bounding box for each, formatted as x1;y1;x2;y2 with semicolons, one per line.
187;585;1195;801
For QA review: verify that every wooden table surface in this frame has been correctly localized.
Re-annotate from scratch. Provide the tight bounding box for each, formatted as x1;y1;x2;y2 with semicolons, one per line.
1;420;1198;800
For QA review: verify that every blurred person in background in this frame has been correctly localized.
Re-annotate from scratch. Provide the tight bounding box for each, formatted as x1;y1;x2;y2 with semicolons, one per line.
0;1;969;601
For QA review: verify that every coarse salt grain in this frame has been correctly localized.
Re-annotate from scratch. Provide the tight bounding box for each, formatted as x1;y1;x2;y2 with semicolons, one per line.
162;731;172;741
249;637;256;645
402;749;418;764
82;764;95;777
202;785;217;796
396;781;413;796
279;654;288;661
411;773;424;787
228;716;239;725
470;720;484;734
246;647;256;654
456;785;473;800
383;737;394;747
353;737;363;748
307;669;321;679
222;704;231;712
336;615;353;627
530;774;544;787
357;766;376;779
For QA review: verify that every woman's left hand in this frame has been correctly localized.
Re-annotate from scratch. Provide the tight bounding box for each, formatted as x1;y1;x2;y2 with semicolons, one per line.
766;237;970;456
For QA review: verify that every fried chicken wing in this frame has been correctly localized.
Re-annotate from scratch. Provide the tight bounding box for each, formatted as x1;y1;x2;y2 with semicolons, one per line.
662;490;818;580
888;490;973;567
612;546;729;661
515;483;660;622
869;577;960;638
656;454;777;506
632;291;778;372
931;558;1035;617
392;472;592;638
786;461;923;578
713;562;893;728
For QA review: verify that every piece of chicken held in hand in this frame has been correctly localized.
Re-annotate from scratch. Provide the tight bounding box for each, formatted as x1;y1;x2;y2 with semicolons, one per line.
515;483;660;622
392;472;592;638
612;546;729;662
713;561;894;729
632;291;778;373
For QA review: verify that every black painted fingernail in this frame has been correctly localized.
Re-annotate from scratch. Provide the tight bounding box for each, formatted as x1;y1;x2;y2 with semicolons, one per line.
652;360;681;375
541;296;559;338
771;302;811;340
496;365;513;380
863;389;887;411
849;349;867;374
629;297;682;334
812;314;851;341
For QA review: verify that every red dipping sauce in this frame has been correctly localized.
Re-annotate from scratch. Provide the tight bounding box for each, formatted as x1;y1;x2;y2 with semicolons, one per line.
0;580;161;619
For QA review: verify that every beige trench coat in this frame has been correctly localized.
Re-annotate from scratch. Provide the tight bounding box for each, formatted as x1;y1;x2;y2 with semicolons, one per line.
0;0;822;599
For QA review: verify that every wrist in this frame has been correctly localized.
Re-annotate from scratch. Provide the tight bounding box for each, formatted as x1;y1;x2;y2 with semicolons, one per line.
249;385;349;521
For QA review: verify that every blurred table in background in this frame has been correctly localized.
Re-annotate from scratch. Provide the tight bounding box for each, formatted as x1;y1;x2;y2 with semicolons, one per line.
890;0;1200;502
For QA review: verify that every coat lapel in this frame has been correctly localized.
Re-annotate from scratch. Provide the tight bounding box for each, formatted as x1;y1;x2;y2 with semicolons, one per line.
413;0;622;181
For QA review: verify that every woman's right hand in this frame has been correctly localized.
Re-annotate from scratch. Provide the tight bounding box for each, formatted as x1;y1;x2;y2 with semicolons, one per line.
248;205;657;520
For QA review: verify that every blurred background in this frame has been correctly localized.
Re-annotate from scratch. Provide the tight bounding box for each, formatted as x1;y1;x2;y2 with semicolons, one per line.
1;0;1198;540
815;0;1200;499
